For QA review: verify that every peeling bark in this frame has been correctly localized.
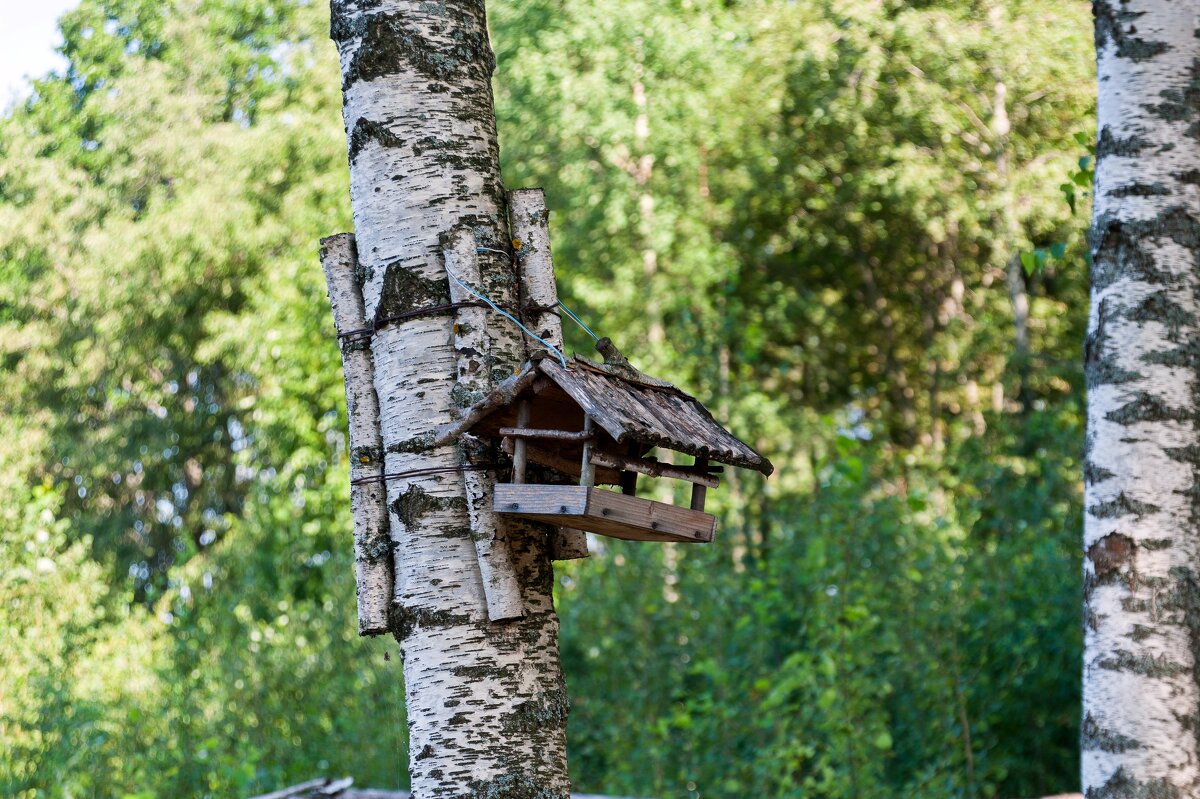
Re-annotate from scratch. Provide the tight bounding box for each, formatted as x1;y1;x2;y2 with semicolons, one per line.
1083;2;1200;795
321;233;393;637
330;1;570;794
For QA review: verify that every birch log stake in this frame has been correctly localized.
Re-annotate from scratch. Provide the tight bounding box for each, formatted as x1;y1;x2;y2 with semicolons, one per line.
1082;2;1200;796
320;234;392;637
444;229;524;621
330;1;569;794
509;188;589;561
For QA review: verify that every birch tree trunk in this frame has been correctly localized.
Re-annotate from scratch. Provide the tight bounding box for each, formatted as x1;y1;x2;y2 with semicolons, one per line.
330;2;570;794
1083;3;1200;796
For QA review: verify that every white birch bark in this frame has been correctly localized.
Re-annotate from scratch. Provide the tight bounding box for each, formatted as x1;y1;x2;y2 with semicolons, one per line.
509;188;590;561
330;2;570;794
1083;3;1200;796
444;228;525;622
321;233;393;636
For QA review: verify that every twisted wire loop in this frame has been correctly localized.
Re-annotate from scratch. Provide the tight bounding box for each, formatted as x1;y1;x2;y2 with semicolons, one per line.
336;300;501;343
350;463;500;487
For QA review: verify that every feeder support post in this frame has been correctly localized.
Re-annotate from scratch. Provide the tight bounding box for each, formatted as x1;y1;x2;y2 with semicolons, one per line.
579;415;597;488
512;399;531;484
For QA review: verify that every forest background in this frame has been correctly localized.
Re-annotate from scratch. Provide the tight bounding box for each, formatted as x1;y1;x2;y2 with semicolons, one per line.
0;0;1096;797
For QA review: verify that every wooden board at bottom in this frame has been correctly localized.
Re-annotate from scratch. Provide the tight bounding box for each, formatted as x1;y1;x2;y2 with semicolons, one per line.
493;484;715;544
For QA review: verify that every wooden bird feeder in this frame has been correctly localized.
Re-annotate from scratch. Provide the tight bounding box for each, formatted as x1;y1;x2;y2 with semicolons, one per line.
438;341;773;545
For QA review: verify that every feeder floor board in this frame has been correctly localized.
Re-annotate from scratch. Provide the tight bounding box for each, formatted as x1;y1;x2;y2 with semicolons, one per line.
493;484;716;544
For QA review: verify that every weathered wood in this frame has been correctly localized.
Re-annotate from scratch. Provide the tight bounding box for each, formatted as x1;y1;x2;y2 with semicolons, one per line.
500;438;621;487
495;484;716;544
320;233;392;637
511;400;532;485
579;415;597;488
509;188;564;354
589;450;720;488
499;427;596;442
432;364;540;446
691;457;709;511
445;230;524;622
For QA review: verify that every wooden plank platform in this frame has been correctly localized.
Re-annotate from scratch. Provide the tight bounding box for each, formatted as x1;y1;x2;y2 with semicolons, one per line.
493;484;716;543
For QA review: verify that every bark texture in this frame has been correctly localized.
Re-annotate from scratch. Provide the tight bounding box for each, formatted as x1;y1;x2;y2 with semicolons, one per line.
321;233;393;636
445;228;525;622
331;2;570;795
1083;3;1200;796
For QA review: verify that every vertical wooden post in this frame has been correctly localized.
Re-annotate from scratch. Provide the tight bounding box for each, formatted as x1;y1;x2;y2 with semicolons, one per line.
691;457;709;511
512;399;531;484
579;415;597;488
320;234;393;636
445;230;524;622
511;187;588;560
509;189;564;354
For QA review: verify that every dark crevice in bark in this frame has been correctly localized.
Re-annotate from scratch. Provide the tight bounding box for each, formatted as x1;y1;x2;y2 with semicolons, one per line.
1109;183;1170;197
1105;392;1189;425
390;606;474;641
1096;126;1151;159
333;4;496;91
375;266;451;327
1086;766;1182;799
1096;650;1189;678
1094;0;1169;62
390;483;469;529
348;117;405;162
1088;297;1142;388
1089;494;1161;520
1083;712;1143;753
466;773;566;799
1126;291;1196;341
1150;58;1200;138
1086;460;1117;485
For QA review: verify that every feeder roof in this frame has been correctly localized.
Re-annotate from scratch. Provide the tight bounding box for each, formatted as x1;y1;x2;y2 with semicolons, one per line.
526;355;774;476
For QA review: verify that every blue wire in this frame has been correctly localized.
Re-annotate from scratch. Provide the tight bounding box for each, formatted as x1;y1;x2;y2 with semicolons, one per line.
557;299;600;342
446;270;569;369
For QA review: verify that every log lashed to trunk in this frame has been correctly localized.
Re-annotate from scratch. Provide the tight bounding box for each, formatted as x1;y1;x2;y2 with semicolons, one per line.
320;233;392;637
444;228;525;622
1083;2;1200;795
509;189;590;561
330;1;569;795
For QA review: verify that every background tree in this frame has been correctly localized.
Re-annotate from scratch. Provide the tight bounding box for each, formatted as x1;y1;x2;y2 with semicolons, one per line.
1081;1;1200;796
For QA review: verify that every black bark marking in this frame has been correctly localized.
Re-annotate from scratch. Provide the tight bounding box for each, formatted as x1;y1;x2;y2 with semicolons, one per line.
391;605;473;641
375;264;450;327
390;483;468;529
501;685;570;735
1096;649;1189;678
386;433;436;455
1089;494;1161;520
1096;126;1151;160
1150;59;1200;138
1088;532;1136;584
333;6;496;91
1087;297;1143;388
1083;712;1142;753
467;773;564;799
1109;183;1170;197
1176;169;1200;185
1094;2;1169;62
1143;338;1200;370
347;117;405;162
1086;766;1182;799
1126;291;1196;342
1105;392;1188;425
1086;460;1117;485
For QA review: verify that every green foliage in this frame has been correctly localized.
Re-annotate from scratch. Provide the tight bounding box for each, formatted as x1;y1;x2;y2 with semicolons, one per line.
0;0;1092;797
